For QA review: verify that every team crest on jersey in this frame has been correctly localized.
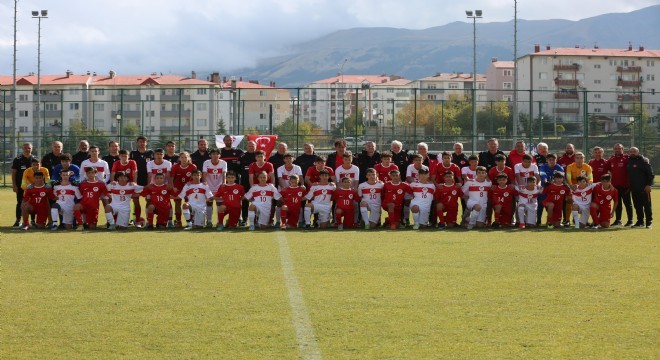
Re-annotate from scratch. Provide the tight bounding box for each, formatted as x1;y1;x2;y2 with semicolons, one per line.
119;190;126;195
369;188;375;194
193;188;199;193
40;192;46;197
161;190;168;195
93;187;99;192
527;194;533;198
126;169;131;173
580;170;586;175
186;172;192;177
560;190;566;195
297;192;303;197
452;190;457;196
606;195;612;200
59;190;66;195
397;189;403;194
213;169;218;174
233;189;239;194
260;190;267;196
321;189;327;194
504;192;509;197
348;194;353;199
422;187;428;193
479;186;485;191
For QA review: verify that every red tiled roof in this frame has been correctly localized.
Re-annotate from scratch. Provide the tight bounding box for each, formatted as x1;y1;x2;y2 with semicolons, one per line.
14;74;91;85
377;78;412;86
418;73;487;82
530;47;660;57
93;74;215;86
492;61;514;68
221;81;276;89
313;75;393;85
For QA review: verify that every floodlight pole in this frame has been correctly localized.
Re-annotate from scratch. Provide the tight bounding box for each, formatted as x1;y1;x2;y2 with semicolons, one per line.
466;10;482;153
32;10;48;155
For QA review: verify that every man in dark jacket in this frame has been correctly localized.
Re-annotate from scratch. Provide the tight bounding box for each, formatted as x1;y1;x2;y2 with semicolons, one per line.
294;143;317;177
627;147;654;228
390;140;409;172
190;138;211;171
325;139;347;171
71;140;90;167
268;142;288;172
239;140;257;225
354;141;380;183
478;138;508;172
451;142;469;169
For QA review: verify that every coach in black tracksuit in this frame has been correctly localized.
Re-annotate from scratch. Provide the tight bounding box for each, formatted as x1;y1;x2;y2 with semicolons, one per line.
627;148;654;228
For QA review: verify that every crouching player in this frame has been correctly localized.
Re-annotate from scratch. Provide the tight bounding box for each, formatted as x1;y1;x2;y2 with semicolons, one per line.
20;171;54;230
435;171;463;229
542;172;571;228
490;173;515;228
333;176;359;230
304;169;335;229
143;172;175;229
358;168;384;229
179;170;214;230
74;167;109;230
571;175;596;229
590;174;618;229
51;170;82;230
382;170;412;230
462;166;492;229
279;174;307;230
409;168;435;229
245;171;281;230
105;171;144;230
214;171;245;230
515;177;542;229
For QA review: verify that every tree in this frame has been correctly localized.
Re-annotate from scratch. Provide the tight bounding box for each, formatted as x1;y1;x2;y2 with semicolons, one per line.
275;117;327;148
334;107;365;138
216;118;227;135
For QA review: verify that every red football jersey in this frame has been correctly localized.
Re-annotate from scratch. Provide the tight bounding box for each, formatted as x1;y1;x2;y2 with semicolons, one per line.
111;160;138;182
543;183;571;203
382;181;412;206
23;186;55;209
488;165;515;185
433;162;462;183
280;186;308;209
490;185;517;207
607;154;629;187
78;181;108;207
592;184;618;207
143;184;175;208
435;183;464;208
214;183;245;208
248;162;275;183
171;164;197;191
588;158;609;182
306;166;335;184
373;163;399;183
332;187;360;209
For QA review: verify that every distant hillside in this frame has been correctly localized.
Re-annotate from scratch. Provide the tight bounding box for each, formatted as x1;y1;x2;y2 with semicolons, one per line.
219;5;660;87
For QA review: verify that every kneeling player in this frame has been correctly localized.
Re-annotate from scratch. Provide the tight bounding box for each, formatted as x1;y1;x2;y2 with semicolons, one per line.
382;170;412;230
105;171;143;230
333;176;359;230
304;169;335;229
51;170;82;230
214;171;245;230
179;170;214;230
436;171;463;229
571;175;596;229
590;174;618;228
542;172;570;228
358;168;384;229
143;173;175;229
278;174;306;230
245;171;281;230
490;173;515;228
20;171;55;230
74;167;109;230
516;177;542;229
462;166;492;229
409;168;435;229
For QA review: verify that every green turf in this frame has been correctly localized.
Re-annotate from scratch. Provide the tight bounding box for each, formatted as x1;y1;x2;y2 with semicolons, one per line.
1;189;658;359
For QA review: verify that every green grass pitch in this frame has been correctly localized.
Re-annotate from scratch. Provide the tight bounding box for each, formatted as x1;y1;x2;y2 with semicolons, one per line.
1;189;658;359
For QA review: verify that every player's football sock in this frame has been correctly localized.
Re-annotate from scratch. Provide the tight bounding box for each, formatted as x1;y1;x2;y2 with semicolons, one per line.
437;209;445;223
105;212;115;225
470;209;479;221
248;210;256;227
360;207;369;224
304;207;312;225
74;209;83;225
572;210;579;226
275;206;282;224
218;211;226;225
206;205;213;223
590;207;599;224
388;211;396;226
403;206;410;222
412;211;420;226
50;208;59;225
517;207;525;223
280;209;287;225
175;212;182;223
147;212;155;226
183;208;191;222
134;206;142;222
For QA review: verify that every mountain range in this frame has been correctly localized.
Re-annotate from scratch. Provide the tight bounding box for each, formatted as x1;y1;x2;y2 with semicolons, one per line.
220;5;660;88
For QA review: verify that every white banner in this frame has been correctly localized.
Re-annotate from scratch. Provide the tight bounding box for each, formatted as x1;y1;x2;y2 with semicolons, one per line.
215;135;245;149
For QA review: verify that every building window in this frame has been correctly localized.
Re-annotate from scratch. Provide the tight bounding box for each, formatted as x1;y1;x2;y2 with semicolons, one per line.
427;95;437;100
94;89;104;96
427;84;436;89
18;94;29;101
145;110;155;117
259;113;266;119
94;120;105;128
146;95;155;101
594;108;601;113
196;103;207;111
448;83;458;89
45;103;58;111
259;90;267;96
503;70;512;76
594;64;601;69
69;103;79;110
503;82;512;89
69;88;80;95
594;80;601;84
260;102;266;108
647;74;655;81
539;72;547;80
19;110;29;117
197;89;207;95
594;94;601;99
19;126;28;132
647;60;655;67
196;119;207;127
503;95;512;102
94;103;104;111
479;83;486;89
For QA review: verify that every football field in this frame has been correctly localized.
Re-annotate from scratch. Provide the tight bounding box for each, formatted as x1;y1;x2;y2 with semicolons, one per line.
1;189;658;359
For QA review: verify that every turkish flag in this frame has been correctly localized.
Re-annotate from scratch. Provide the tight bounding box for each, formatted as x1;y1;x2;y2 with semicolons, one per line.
248;135;278;158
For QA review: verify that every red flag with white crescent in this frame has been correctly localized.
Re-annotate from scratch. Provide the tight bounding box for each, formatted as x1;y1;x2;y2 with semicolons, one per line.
247;135;278;158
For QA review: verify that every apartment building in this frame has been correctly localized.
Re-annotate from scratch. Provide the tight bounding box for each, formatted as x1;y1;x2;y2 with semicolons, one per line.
220;79;291;133
410;72;488;103
485;59;515;101
516;44;660;132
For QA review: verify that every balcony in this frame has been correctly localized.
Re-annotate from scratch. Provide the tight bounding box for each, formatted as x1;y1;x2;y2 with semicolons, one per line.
617;80;641;87
617;108;632;114
617;66;641;72
554;79;578;86
554;92;578;99
617;94;641;101
111;110;142;118
40;94;62;102
160;94;191;101
160;125;190;132
555;107;580;114
160;110;191;117
554;64;580;71
111;95;141;102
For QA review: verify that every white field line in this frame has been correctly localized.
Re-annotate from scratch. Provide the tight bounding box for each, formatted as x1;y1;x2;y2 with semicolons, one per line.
276;231;322;360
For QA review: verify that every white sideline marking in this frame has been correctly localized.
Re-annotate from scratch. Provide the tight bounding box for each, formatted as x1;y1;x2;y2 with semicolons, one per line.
276;231;322;360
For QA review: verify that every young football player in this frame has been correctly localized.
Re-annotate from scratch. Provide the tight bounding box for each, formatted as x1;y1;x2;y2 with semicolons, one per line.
22;158;51;190
409;168;435;229
490;173;516;228
334;151;360;189
461;154;479;183
110;149;138;182
514;154;540;187
248;150;275;185
214;171;245;230
279;174;307;230
80;146;110;183
571;175;596;229
590;174;619;228
245;171;281;230
406;154;428;184
171;152;197;228
542;172;571;228
304;169;336;228
566;152;593;186
516;176;542;229
358;168;384;229
435;170;463;229
332;176;359;230
305;156;336;186
20;171;54;230
202;149;228;228
462;166;492;229
433;151;462;186
105;171;144;230
382;170;412;230
487;154;514;184
74;167;109;230
179;169;213;230
147;148;172;185
374;151;398;183
277;153;303;189
51;170;82;230
143;172;175;229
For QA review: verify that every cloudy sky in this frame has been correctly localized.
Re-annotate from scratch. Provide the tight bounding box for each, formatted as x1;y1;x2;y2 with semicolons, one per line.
0;0;656;77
